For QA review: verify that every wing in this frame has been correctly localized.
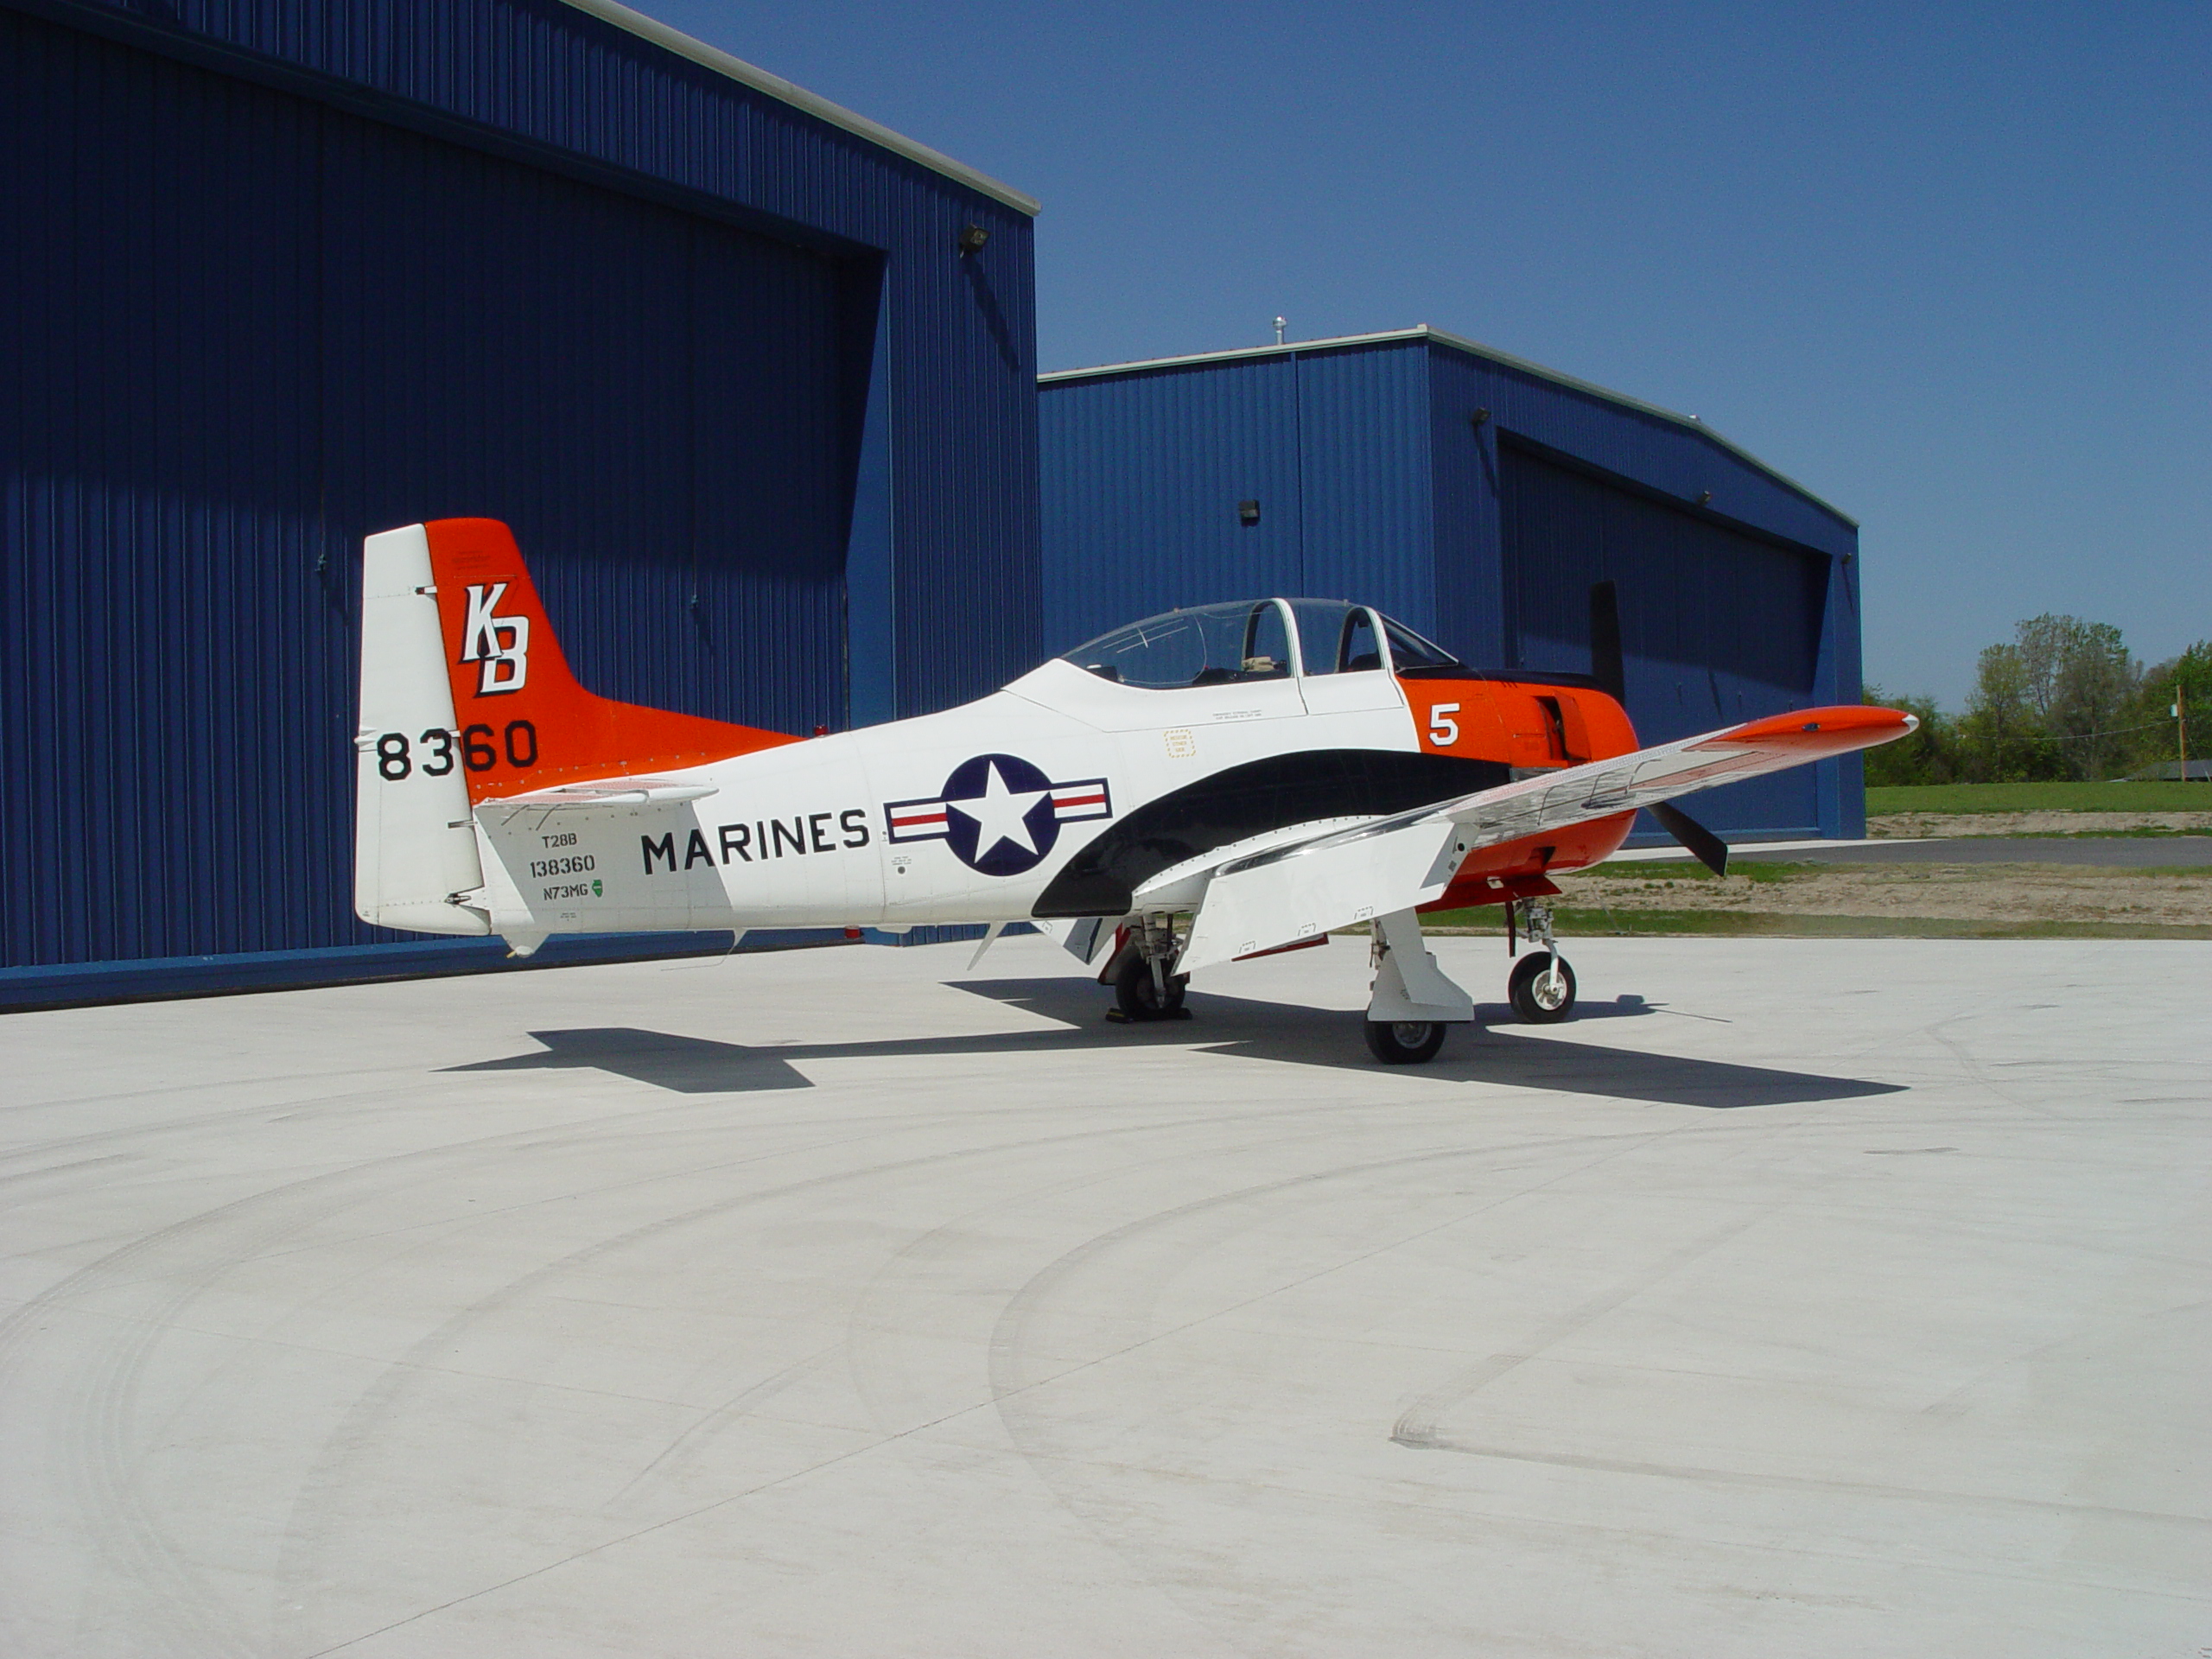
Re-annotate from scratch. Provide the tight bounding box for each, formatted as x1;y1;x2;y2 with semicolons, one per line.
1176;704;1914;973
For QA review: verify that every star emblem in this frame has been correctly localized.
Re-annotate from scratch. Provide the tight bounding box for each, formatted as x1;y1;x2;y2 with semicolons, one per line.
949;760;1050;861
882;754;1114;876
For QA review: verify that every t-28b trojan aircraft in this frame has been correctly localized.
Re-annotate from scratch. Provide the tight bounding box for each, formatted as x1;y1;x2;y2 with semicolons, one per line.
356;519;1913;1063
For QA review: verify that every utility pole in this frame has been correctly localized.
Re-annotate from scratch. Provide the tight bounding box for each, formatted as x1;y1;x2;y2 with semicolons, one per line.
2177;683;2190;780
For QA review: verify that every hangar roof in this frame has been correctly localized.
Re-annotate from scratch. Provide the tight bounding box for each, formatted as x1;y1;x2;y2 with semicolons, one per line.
567;0;1039;215
1039;326;1851;527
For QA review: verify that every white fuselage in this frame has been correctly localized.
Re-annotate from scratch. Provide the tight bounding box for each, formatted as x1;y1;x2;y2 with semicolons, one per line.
470;658;1424;943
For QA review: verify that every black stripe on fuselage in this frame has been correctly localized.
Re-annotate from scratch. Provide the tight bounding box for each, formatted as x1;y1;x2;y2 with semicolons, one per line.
1032;748;1509;918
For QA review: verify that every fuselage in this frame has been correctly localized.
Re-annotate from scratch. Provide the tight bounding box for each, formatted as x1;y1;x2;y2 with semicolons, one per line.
466;653;1640;943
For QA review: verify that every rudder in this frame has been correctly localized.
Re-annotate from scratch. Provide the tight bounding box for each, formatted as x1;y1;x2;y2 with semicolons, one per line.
354;524;490;935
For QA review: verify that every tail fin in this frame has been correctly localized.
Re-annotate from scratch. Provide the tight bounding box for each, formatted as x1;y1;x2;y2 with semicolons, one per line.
354;518;798;935
419;518;799;802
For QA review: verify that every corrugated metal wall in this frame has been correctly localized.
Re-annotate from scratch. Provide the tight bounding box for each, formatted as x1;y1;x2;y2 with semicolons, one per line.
2;0;1039;982
1292;345;1435;632
1039;342;1439;655
1498;439;1829;836
1039;356;1304;652
1040;333;1862;839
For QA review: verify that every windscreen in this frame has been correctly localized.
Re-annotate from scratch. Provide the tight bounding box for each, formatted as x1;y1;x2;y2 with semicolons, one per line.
1064;601;1294;689
1379;616;1465;674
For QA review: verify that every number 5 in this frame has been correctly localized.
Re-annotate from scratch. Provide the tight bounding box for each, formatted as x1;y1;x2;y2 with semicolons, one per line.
1427;702;1460;747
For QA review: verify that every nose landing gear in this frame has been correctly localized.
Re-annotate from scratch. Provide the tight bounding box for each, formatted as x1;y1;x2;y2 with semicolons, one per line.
1506;899;1577;1023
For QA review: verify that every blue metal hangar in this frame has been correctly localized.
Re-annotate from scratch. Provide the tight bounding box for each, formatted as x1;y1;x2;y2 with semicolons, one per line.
1;0;1041;1007
1039;327;1864;843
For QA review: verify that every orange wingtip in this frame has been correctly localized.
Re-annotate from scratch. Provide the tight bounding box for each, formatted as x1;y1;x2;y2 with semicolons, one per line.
1707;704;1918;753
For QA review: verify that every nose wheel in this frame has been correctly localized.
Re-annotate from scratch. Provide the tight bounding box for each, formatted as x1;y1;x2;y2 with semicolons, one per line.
1506;899;1577;1022
1509;951;1576;1022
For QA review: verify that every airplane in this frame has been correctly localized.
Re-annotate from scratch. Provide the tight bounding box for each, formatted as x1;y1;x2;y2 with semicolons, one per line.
355;518;1915;1064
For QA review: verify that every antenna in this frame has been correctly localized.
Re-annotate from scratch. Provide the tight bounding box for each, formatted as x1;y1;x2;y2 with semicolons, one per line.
1273;315;1287;346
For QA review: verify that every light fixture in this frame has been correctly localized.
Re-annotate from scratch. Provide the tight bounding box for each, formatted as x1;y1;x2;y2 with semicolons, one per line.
1470;408;1490;429
1697;490;1713;505
957;224;989;255
1238;499;1262;528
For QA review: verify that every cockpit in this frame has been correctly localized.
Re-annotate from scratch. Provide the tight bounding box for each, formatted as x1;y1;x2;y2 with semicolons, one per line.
1061;600;1465;689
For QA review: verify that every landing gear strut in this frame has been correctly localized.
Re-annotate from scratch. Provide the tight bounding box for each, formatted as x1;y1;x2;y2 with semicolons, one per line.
1507;899;1577;1023
1105;912;1190;1021
1363;908;1473;1065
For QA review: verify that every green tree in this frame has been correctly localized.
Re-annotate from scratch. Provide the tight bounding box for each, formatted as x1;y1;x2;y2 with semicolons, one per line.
1958;639;2063;780
2045;619;2138;779
2130;641;2212;776
1956;615;2139;781
1860;684;1955;785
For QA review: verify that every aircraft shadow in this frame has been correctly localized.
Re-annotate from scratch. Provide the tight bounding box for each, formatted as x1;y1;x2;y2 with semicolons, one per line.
447;976;1902;1110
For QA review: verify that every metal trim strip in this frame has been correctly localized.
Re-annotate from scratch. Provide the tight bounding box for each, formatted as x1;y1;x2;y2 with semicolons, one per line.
561;0;1041;216
1040;327;1855;528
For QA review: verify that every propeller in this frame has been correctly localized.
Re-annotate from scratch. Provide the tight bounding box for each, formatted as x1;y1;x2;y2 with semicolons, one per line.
1588;580;1625;702
1649;801;1731;878
1589;582;1731;878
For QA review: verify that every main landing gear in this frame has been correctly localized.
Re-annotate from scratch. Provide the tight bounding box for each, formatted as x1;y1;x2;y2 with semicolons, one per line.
1506;899;1577;1023
1091;901;1578;1061
1363;908;1474;1065
1103;913;1191;1022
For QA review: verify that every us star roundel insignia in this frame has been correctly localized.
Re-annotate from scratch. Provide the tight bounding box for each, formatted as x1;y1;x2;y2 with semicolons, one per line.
884;754;1113;876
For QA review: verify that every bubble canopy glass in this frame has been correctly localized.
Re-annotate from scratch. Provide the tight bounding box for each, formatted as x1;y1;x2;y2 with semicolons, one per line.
1062;600;1464;688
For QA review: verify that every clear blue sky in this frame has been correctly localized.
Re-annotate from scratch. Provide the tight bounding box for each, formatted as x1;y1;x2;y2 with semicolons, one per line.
655;0;2209;708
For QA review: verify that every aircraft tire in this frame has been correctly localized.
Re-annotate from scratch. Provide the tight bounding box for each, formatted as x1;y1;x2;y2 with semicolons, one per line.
1114;953;1188;1020
1509;951;1577;1023
1365;1020;1446;1065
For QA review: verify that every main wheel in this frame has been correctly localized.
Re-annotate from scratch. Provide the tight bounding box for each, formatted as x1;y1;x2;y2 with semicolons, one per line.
1509;951;1577;1023
1114;951;1188;1020
1365;1019;1447;1065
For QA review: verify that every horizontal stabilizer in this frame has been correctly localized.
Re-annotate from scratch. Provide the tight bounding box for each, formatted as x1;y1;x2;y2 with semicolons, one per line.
479;778;720;813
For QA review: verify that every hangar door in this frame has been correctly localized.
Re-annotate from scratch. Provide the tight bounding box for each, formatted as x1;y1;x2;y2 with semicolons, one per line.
1;10;875;969
1498;438;1831;836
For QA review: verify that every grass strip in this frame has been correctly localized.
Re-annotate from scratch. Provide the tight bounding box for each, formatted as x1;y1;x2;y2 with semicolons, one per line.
1866;781;2212;815
1570;861;1819;882
1421;908;2212;940
1932;827;2212;839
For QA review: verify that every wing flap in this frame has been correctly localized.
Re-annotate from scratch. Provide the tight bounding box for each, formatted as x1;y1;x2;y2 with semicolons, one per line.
1179;816;1461;975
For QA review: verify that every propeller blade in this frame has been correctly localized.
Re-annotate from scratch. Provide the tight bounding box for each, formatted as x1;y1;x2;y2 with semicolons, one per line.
1649;801;1730;877
1588;581;1625;702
